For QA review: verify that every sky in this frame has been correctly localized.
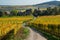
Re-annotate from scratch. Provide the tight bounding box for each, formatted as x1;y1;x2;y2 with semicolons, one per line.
0;0;60;5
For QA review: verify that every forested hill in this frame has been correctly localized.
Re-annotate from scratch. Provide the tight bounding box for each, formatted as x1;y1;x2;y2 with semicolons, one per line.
34;1;60;8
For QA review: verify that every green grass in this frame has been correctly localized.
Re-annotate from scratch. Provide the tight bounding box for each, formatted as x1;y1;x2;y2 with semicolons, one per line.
1;27;30;40
0;15;33;18
14;27;30;40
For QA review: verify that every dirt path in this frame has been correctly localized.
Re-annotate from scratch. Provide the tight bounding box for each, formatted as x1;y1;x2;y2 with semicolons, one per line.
25;27;47;40
23;18;47;40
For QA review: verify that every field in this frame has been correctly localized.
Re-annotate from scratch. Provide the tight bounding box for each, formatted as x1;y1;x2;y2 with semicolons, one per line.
27;15;60;38
0;16;33;38
0;15;60;40
31;15;60;24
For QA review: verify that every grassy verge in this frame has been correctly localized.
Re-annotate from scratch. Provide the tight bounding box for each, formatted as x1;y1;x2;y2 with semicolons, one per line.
1;27;30;40
14;27;30;40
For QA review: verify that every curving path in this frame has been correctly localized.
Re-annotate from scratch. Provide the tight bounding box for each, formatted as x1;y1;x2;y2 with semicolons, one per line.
24;27;47;40
23;17;47;40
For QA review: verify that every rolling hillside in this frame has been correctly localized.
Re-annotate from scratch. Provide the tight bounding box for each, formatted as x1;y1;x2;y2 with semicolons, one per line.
34;1;60;8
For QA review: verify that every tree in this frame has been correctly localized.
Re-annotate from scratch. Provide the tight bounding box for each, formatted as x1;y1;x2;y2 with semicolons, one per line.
10;10;18;16
53;7;58;15
58;7;60;14
17;12;24;16
42;10;48;15
0;11;3;17
47;7;53;15
25;9;32;15
33;9;41;17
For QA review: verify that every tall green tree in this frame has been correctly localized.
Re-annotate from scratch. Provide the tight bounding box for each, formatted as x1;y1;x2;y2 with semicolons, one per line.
0;11;3;17
10;10;18;16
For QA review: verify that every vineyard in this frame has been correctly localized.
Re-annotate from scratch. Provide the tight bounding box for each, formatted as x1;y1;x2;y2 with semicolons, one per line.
0;15;60;40
27;15;60;39
0;16;33;39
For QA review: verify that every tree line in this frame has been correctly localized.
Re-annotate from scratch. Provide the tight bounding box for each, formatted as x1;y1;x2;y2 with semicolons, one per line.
0;7;60;17
0;9;32;17
33;7;60;17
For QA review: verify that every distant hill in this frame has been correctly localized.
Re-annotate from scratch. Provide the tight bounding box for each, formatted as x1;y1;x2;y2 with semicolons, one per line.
0;1;60;11
34;1;60;8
